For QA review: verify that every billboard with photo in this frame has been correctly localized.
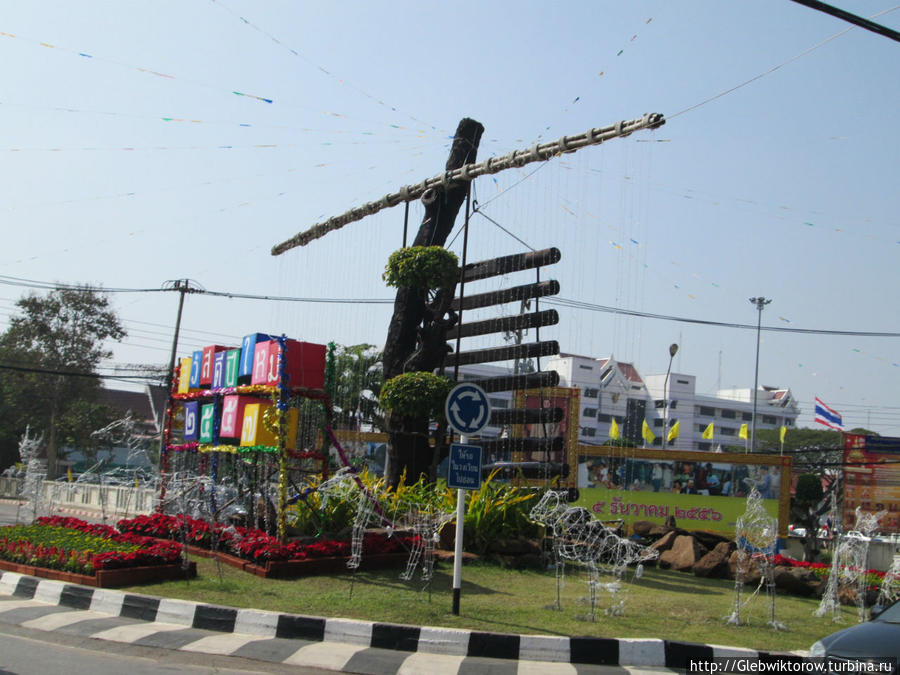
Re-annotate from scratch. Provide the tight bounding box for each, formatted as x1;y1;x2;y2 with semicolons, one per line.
843;434;900;533
574;446;791;536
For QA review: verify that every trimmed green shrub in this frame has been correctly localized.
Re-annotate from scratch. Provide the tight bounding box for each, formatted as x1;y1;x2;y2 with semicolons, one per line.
383;246;458;290
378;371;454;420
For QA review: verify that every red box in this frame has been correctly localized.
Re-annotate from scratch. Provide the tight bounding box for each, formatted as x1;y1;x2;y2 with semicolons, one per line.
200;345;228;387
251;339;325;389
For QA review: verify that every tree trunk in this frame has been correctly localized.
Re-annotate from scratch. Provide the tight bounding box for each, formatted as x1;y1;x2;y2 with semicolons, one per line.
383;118;484;488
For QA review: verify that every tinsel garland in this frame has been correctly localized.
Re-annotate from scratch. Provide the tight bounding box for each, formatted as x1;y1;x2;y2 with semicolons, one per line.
276;335;289;542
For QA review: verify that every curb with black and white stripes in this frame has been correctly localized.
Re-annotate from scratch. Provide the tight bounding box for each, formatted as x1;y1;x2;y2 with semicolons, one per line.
0;570;806;669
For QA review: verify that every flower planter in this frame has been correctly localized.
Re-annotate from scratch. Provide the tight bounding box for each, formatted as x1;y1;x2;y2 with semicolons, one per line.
0;557;196;588
196;549;410;579
262;552;410;579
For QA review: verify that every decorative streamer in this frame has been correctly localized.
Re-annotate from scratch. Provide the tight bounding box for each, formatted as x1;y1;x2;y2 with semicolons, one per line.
211;1;439;132
0;28;274;104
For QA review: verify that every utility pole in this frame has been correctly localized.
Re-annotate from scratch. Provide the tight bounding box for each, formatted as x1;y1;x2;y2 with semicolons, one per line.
749;297;772;453
157;279;204;466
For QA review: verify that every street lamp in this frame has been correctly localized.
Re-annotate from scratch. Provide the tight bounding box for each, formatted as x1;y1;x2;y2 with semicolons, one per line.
749;297;772;453
662;343;678;450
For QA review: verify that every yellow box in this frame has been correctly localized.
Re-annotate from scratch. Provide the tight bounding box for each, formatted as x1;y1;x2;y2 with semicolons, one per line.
177;357;192;394
240;403;298;448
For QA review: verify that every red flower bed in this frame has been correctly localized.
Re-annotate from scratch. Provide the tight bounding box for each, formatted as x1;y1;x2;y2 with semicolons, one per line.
773;553;885;590
1;516;184;574
117;512;413;565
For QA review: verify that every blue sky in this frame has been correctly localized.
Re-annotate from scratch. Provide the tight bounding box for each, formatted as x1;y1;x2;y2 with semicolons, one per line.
1;1;897;435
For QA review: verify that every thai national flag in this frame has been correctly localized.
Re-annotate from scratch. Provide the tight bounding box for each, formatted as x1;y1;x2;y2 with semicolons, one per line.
814;397;843;431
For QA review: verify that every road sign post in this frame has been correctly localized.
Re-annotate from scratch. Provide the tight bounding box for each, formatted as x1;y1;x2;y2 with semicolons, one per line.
444;383;490;615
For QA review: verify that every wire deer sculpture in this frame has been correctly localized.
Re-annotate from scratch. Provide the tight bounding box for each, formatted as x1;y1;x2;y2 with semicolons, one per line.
529;489;658;620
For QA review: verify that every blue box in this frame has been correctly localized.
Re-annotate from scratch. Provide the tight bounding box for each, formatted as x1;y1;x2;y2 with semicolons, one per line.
188;350;203;389
239;333;272;381
212;351;227;389
183;402;199;442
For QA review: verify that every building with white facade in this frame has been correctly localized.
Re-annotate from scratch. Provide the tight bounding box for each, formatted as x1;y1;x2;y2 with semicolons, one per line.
546;353;800;452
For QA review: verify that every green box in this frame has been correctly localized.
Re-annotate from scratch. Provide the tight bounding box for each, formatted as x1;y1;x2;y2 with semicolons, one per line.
199;403;216;443
225;349;241;388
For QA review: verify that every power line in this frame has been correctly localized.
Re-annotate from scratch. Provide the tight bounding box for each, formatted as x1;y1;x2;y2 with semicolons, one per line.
0;362;160;381
788;0;900;42
1;273;897;338
670;5;900;120
546;297;900;337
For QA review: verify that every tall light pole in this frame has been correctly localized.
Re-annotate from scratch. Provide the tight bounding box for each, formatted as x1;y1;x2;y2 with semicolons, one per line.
662;343;678;450
749;297;772;453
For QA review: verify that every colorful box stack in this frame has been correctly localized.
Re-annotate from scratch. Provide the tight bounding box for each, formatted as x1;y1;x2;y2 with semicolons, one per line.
171;332;325;449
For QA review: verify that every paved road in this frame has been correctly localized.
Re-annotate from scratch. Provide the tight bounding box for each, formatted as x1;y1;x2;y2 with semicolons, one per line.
0;621;331;674
0;590;681;675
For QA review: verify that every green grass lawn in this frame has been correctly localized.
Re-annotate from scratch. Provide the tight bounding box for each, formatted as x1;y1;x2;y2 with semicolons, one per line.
118;557;850;654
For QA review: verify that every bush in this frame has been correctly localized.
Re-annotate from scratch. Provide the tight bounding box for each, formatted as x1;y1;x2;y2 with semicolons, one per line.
378;371;454;420
383;246;458;290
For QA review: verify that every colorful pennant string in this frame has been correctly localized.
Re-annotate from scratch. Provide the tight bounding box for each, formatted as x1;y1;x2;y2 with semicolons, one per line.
0;29;274;105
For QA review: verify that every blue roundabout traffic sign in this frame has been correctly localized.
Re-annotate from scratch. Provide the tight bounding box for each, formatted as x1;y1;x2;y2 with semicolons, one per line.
444;382;491;436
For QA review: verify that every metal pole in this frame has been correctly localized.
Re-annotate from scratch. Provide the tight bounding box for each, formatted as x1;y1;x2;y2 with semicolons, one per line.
452;187;472;616
749;297;771;453
402;201;409;248
452;468;466;615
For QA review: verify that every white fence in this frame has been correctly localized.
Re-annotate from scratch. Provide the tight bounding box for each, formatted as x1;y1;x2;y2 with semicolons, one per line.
0;476;156;520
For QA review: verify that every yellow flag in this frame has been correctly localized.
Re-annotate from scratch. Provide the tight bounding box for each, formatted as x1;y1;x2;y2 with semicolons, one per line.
67;467;72;482
702;422;714;440
739;423;749;440
667;420;680;443
642;420;656;444
780;426;787;443
609;417;621;440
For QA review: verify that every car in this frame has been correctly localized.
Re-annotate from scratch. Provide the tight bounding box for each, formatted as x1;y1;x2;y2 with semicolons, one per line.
810;599;900;670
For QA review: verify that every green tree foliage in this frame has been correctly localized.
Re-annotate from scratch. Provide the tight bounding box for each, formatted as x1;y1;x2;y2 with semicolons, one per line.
378;371;453;421
382;246;459;290
751;427;844;474
0;286;126;476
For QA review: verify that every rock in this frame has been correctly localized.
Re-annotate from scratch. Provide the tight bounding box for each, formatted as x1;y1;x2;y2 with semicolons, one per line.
632;521;656;536
773;566;818;596
692;530;732;551
651;530;680;554
487;537;542;556
728;550;762;585
648;525;674;536
694;541;734;578
659;535;709;572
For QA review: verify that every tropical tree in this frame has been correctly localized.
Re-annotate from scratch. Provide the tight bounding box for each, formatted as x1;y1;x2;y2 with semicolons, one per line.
380;119;484;488
0;286;126;477
328;343;384;430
